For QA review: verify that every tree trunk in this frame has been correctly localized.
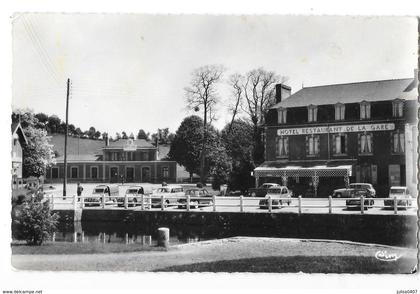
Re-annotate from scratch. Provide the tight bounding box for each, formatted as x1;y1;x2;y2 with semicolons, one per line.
200;105;207;184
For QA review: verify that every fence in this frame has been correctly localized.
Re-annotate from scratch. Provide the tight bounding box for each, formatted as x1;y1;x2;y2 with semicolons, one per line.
45;193;417;215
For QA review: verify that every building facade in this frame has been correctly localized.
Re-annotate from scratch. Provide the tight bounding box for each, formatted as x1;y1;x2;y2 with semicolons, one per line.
46;138;177;183
257;73;418;197
11;122;27;189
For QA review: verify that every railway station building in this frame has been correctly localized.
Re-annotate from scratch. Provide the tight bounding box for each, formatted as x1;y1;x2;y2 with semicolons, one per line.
257;71;418;197
45;137;177;184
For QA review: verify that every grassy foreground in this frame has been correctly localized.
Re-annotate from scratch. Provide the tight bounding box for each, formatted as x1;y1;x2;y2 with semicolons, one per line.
11;242;166;255
156;255;417;274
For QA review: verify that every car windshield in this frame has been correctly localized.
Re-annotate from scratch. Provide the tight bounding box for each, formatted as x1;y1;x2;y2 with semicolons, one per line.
94;188;105;193
127;189;139;194
157;188;170;193
390;188;405;194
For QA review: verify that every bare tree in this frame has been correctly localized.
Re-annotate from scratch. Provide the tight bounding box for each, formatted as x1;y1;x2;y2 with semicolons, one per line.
227;73;243;133
185;65;224;183
241;68;284;127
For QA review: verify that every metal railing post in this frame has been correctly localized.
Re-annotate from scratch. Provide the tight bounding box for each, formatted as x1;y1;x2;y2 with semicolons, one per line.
394;196;398;215
141;194;145;210
102;193;106;209
328;196;332;214
240;196;244;212
186;195;190;211
161;195;165;211
360;196;364;214
212;195;216;212
124;193;128;209
298;196;302;214
268;196;272;213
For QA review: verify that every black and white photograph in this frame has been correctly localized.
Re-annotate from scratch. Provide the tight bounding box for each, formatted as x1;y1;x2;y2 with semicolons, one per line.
2;2;420;293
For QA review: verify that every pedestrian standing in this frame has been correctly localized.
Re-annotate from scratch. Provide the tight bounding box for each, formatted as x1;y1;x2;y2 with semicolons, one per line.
77;182;83;202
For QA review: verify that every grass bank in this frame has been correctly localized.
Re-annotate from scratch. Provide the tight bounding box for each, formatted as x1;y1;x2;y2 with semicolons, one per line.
11;242;166;255
156;255;417;273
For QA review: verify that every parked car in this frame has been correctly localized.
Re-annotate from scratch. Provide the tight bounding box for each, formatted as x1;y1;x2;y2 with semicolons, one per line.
384;186;413;209
177;188;213;209
117;185;146;207
259;186;292;209
333;183;376;198
345;189;374;209
150;186;184;208
248;183;281;197
84;184;119;207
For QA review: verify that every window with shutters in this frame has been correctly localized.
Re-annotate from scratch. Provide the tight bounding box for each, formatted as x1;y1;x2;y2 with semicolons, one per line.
276;136;289;158
360;101;371;120
392;99;404;118
359;132;373;155
333;133;347;155
334;103;345;121
306;135;320;157
392;131;405;153
307;105;318;122
277;108;287;124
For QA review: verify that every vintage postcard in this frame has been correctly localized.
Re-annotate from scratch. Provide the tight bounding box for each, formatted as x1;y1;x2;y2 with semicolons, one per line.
9;12;418;281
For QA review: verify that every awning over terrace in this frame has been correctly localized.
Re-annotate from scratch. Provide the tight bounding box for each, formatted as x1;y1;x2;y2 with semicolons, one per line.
254;164;352;178
253;162;353;196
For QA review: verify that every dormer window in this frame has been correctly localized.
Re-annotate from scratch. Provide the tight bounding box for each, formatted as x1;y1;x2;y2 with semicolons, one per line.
277;108;287;124
360;101;371;120
307;105;318;122
392;99;404;118
335;103;345;121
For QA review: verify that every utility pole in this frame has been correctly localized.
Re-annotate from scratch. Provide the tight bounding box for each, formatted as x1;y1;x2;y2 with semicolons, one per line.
63;78;70;198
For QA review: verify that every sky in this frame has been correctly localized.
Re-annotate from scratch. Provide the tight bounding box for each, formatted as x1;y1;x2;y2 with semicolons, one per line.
12;14;418;137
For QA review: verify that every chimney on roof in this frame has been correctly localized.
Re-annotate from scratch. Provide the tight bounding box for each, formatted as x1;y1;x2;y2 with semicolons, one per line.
275;84;291;103
104;135;109;147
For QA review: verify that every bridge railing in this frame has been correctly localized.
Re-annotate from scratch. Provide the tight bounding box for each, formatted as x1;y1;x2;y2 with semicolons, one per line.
46;193;416;215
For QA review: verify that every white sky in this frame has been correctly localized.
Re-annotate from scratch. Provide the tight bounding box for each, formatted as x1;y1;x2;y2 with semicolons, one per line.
12;14;418;136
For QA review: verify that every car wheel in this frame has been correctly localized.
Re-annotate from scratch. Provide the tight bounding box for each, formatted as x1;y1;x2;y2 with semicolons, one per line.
336;193;342;198
251;192;256;197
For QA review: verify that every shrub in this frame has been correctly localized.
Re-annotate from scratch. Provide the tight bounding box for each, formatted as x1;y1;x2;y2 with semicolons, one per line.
13;194;59;245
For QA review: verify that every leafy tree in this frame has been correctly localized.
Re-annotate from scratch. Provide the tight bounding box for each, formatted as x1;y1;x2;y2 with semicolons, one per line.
13;194;59;245
34;112;49;129
22;127;56;178
75;127;83;137
87;127;96;139
221;120;255;193
137;129;150;140
129;132;135;139
115;132;121;140
121;131;128;139
47;115;61;133
168;116;204;178
58;122;67;134
94;131;101;140
151;128;175;145
68;124;76;136
169;115;226;183
13;109;56;178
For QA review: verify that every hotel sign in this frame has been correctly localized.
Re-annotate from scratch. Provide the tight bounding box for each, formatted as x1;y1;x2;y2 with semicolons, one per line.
277;123;395;136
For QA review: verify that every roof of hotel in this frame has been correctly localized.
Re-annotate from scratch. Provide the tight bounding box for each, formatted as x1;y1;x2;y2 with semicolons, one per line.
272;78;417;109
